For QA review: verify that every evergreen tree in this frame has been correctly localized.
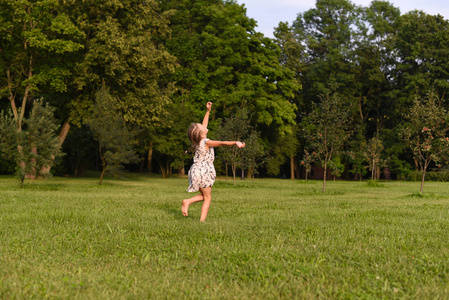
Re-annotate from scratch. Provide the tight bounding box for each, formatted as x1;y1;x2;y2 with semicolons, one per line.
87;86;139;184
0;99;62;186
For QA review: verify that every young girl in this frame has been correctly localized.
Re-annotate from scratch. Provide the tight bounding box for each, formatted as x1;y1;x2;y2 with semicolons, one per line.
182;102;245;222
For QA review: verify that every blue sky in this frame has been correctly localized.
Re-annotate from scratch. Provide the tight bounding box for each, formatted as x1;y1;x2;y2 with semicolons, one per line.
237;0;449;38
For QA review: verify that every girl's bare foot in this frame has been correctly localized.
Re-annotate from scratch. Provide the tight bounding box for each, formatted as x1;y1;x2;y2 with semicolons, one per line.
182;199;189;216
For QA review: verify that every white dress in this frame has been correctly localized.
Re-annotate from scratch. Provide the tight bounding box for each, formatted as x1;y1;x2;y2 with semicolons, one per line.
187;139;216;192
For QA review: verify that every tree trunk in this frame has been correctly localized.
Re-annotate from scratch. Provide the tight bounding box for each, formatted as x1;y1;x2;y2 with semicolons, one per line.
323;162;327;193
421;169;426;194
290;156;295;179
99;144;106;185
225;163;228;183
147;142;153;172
247;166;254;179
232;163;236;186
41;121;71;175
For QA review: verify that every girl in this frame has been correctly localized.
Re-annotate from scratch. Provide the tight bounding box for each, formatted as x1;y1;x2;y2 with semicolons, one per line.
182;102;245;222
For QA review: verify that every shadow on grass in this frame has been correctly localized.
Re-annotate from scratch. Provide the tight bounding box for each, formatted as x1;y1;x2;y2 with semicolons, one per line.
16;183;68;191
156;202;185;219
407;192;446;199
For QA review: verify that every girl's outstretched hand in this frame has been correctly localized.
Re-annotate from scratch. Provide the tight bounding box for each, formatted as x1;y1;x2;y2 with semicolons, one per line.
206;102;212;111
236;142;245;148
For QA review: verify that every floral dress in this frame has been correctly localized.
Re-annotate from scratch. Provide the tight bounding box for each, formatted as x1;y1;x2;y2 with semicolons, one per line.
187;139;216;192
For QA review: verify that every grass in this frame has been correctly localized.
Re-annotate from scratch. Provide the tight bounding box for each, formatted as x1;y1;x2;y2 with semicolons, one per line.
0;175;449;299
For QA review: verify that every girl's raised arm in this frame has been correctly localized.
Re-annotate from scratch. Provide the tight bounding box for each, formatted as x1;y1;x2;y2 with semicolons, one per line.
206;140;245;148
202;102;212;128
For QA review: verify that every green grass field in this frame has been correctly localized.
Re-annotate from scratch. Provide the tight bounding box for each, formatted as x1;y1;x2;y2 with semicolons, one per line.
0;175;448;299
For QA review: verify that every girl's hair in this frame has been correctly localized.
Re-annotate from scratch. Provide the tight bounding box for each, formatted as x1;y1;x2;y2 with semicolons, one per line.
186;123;202;153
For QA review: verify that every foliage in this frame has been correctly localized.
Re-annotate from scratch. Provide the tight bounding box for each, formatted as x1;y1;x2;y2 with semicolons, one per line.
86;87;139;184
241;131;266;180
67;0;177;129
364;137;387;180
329;156;345;180
215;109;253;184
402;90;449;193
300;150;313;181
0;0;84;130
0;99;63;185
161;0;299;134
153;103;194;178
403;91;449;193
304;89;352;191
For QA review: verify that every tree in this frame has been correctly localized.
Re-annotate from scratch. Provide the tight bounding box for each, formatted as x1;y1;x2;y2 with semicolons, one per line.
300;150;313;181
241;131;265;181
402;90;449;193
67;0;177;171
0;99;62;186
395;12;449;100
292;0;361;107
86;86;139;184
364;137;386;180
215;109;251;185
160;0;299;148
329;156;344;181
0;0;83;174
153;103;194;178
304;89;352;192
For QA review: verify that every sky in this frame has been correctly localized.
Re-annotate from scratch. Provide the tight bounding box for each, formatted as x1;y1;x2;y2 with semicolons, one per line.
237;0;449;38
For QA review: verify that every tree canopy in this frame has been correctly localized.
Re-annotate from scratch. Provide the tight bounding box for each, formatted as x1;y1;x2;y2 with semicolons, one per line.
1;0;449;182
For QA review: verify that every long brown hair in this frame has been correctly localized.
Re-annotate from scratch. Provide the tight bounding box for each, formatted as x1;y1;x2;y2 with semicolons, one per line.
186;123;202;153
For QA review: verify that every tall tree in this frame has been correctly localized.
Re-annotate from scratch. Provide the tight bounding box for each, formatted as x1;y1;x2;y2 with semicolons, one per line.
67;0;177;162
0;0;83;162
395;12;449;100
160;0;299;139
292;0;361;108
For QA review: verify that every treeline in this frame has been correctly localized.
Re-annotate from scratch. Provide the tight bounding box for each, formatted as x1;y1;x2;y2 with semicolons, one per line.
1;0;449;182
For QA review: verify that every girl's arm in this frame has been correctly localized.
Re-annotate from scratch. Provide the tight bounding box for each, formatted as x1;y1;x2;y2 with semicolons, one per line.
202;102;212;128
206;140;245;148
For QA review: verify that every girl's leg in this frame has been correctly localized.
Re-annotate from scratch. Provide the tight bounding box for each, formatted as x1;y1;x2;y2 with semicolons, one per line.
182;193;203;216
199;187;212;222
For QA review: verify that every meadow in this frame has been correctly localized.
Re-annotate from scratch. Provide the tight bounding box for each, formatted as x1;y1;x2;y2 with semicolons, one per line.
0;175;448;299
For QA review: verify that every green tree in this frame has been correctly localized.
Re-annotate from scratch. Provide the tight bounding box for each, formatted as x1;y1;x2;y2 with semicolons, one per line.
241;131;265;181
292;0;361;107
395;12;449;100
300;150;313;181
364;137;386;180
67;0;177;167
329;156;344;181
87;87;139;184
402;90;449;194
161;0;299;141
0;0;83;174
215;109;251;185
153;103;194;178
0;99;62;186
304;89;352;192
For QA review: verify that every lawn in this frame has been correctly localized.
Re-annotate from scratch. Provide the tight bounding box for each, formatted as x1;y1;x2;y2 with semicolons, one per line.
0;175;448;299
